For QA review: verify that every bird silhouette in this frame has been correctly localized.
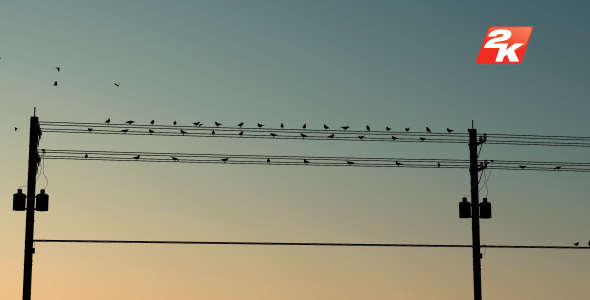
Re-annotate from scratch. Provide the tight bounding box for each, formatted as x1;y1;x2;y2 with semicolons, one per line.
180;130;187;136
280;123;284;129
193;122;200;126
149;129;154;135
238;122;243;128
56;67;60;72
346;161;354;165
239;131;243;136
173;121;177;125
324;124;329;130
270;133;277;138
88;128;93;132
121;129;129;134
302;123;307;129
426;127;432;133
574;242;579;246
358;135;364;140
215;122;222;127
212;130;215;135
420;137;426;141
341;126;349;131
301;133;308;139
328;134;334;139
133;155;140;160
53;81;57;86
151;120;155;125
303;159;310;164
267;158;270;163
395;161;402;166
105;118;111;124
588;241;590;246
366;125;370;131
126;121;134;125
114;83;120;87
447;128;454;133
15;127;17;131
438;162;441;168
221;158;228;163
171;156;179;162
386;127;391;131
554;166;562;170
519;165;527;169
391;136;398;141
405;127;410;131
198;124;202;127
257;123;264;128
85;154;88;158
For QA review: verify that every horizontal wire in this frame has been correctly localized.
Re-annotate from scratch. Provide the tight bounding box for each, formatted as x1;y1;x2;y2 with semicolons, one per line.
32;239;589;249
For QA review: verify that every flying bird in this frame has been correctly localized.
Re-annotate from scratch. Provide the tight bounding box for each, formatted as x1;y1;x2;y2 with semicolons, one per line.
366;125;370;131
574;242;579;246
193;122;200;126
238;122;243;128
554;166;562;170
303;159;310;164
270;133;277;138
519;165;527;169
302;123;307;129
346;161;354;165
420;137;426;141
386;127;391;131
85;154;88;158
15;127;17;131
328;134;334;139
114;83;120;87
56;67;60;72
149;129;154;135
341;126;349;131
426;127;432;133
126;121;134;125
301;133;308;139
221;158;228;163
151;120;155;125
395;161;402;166
280;123;284;129
121;129;129;134
391;136;398;141
215;122;222;127
447;128;454;133
405;127;410;131
133;155;140;160
173;121;177;125
180;130;187;136
239;131;243;136
324;124;329;130
171;156;179;162
438;162;441;168
105;118;110;124
257;123;264;128
53;81;57;86
358;135;364;140
88;128;93;132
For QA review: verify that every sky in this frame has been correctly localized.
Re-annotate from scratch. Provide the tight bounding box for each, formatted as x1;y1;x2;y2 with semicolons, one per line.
1;0;590;299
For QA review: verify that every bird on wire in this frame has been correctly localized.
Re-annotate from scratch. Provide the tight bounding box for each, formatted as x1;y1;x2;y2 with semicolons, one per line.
346;161;354;165
212;130;215;135
151;120;155;125
358;136;364;140
303;159;310;164
396;161;403;166
302;123;307;130
173;121;177;125
386;127;391;131
149;129;154;135
328;134;334;139
519;165;527;169
554;166;562;170
239;131;243;136
198;124;203;127
267;158;270;163
126;121;134;125
121;129;129;134
171;156;179;162
85;154;88;158
270;133;277;138
56;67;60;72
588;241;590;246
88;128;93;132
280;123;284;129
15;127;17;131
438;162;441;168
341;126;349;131
447;128;454;133
257;123;264;128
133;155;140;160
574;242;579;246
420;137;426;141
180;130;187;136
238;122;243;128
366;125;371;131
114;83;120;87
324;124;329;130
391;136;398;141
301;133;308;139
405;127;410;131
426;127;432;133
215;122;222;127
53;81;57;86
221;158;228;163
193;122;200;126
105;118;110;124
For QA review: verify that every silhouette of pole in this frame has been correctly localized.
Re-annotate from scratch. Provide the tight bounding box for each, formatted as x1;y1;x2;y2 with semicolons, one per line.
22;116;38;300
469;128;482;300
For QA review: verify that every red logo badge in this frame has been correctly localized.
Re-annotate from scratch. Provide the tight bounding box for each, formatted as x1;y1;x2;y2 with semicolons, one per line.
476;27;533;64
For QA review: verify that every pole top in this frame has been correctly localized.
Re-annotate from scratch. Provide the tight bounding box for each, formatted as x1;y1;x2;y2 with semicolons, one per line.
34;107;36;117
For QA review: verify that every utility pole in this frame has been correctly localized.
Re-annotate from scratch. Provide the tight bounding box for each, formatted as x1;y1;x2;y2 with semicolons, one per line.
469;127;482;300
22;115;39;300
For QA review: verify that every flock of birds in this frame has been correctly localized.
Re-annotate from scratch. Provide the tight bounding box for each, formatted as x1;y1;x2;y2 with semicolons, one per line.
52;66;119;87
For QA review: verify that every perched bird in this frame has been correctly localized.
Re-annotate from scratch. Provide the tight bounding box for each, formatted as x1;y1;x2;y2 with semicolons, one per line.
324;124;329;130
53;81;57;86
395;161;403;166
15;127;17;131
574;242;579;246
133;155;140;160
238;122;244;128
346;161;354;165
358;135;364;140
257;123;264;128
151;120;155;125
405;127;410;132
303;159;310;164
198;124;203;127
171;156;179;162
180;130;187;136
126;121;134;125
447;128;454;133
391;136;398;141
212;130;215;135
193;122;200;126
121;129;129;134
114;83;120;87
341;126;349;131
42;149;46;154
301;133;308;139
386;127;391;131
173;121;177;125
438;162;441;168
105;118;111;124
302;123;307;129
554;166;562;170
221;158;228;163
328;134;334;139
56;67;60;72
426;127;432;133
366;125;371;131
85;154;88;158
588;241;590;246
420;137;426;141
239;131;243;136
149;129;154;135
267;158;270;163
88;128;93;132
270;133;277;138
280;123;284;129
519;165;527;169
215;122;222;127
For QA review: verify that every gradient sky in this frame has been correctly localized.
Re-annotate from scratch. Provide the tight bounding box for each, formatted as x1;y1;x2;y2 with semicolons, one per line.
1;1;590;299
